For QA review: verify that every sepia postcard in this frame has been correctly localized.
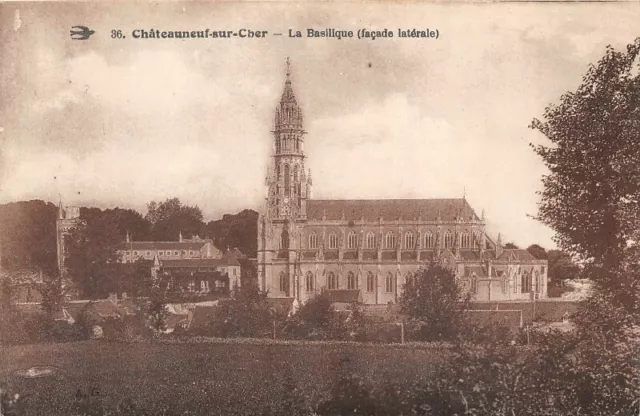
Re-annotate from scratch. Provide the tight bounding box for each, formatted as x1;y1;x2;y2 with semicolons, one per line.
1;2;639;416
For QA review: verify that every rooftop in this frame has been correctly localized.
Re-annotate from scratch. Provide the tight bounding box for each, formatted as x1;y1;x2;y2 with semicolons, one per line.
306;198;479;222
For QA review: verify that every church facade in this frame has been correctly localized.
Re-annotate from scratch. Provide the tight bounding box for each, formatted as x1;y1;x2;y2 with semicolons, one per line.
257;61;547;304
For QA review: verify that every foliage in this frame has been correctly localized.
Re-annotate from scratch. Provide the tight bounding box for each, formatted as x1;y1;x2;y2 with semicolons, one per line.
146;285;170;333
399;263;468;341
65;210;122;299
526;244;548;260
282;293;350;340
503;242;519;249
531;38;640;288
145;198;205;241
204;209;259;258
38;277;65;322
0;200;58;276
119;259;154;299
202;286;273;338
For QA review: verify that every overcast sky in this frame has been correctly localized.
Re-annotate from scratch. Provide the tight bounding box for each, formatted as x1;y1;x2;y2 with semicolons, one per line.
0;2;639;249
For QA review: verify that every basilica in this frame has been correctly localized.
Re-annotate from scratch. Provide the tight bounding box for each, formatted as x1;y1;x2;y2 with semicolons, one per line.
257;60;547;304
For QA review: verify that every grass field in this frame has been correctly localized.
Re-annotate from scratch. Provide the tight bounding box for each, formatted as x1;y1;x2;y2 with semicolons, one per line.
0;340;449;415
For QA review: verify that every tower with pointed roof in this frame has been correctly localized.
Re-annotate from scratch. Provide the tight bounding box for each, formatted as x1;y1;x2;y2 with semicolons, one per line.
266;57;311;221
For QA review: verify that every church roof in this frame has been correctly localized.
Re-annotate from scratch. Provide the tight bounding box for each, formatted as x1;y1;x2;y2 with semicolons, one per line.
306;199;479;222
119;241;210;251
497;249;537;262
159;257;239;268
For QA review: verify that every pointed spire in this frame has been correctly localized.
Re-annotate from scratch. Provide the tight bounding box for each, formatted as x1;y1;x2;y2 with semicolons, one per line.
497;233;502;246
126;231;131;243
281;57;297;104
179;231;183;243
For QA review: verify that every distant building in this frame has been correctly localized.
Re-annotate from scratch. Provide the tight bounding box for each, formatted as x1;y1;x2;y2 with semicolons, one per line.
117;233;221;263
120;233;243;293
257;60;548;304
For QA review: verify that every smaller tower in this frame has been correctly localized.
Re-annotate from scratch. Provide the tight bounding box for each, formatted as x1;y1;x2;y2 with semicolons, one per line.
56;203;82;277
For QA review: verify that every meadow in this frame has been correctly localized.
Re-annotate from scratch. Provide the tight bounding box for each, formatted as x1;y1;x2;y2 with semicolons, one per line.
0;340;449;415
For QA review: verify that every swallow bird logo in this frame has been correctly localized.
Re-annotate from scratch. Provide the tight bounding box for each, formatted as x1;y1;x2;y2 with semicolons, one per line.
70;26;95;40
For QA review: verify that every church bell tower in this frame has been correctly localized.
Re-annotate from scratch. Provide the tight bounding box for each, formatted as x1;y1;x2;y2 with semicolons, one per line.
258;58;312;297
265;58;312;221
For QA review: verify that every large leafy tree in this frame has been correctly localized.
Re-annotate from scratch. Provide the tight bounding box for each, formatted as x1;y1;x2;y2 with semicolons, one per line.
204;209;258;257
526;244;548;260
145;198;205;241
531;38;640;293
0;200;58;275
399;264;468;341
65;209;122;299
526;39;640;415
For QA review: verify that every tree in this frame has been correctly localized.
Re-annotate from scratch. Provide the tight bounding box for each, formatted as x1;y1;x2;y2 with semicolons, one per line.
0;200;58;275
204;286;272;337
145;198;205;241
65;210;122;299
399;264;469;341
146;286;169;333
204;209;258;257
531;38;640;298
526;244;548;260
39;277;65;322
503;242;519;249
547;249;580;281
526;39;640;414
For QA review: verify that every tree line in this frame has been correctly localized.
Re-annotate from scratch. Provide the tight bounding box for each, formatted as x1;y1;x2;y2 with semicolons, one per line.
0;198;258;274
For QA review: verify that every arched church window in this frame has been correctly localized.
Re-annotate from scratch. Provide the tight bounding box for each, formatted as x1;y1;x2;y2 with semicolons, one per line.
309;232;318;249
295;138;300;152
404;232;415;249
366;232;376;249
327;272;338;290
279;272;288;293
305;271;314;292
424;231;434;248
473;232;480;248
284;165;290;197
294;165;299;182
329;233;338;249
444;230;454;248
280;231;289;249
385;272;395;293
405;271;414;286
521;271;531;293
471;274;478;294
461;231;470;248
534;271;540;293
385;232;396;249
347;271;357;290
366;271;375;292
347;231;357;249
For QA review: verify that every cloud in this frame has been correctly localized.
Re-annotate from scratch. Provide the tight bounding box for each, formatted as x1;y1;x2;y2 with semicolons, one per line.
308;94;554;247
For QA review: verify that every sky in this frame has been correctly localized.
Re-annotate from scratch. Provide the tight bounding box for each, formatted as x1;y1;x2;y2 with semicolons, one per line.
0;2;639;249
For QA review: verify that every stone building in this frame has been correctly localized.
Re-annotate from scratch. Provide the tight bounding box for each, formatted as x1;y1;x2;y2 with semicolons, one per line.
56;203;83;277
257;60;548;304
